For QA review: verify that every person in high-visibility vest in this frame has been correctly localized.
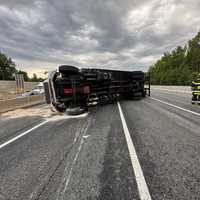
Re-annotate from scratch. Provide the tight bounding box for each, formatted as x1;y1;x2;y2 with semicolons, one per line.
191;74;200;104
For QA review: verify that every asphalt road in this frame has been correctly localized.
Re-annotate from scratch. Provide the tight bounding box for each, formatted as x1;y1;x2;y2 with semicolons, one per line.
0;89;200;200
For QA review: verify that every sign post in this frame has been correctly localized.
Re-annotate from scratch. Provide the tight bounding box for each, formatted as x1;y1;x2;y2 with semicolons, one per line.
15;74;24;94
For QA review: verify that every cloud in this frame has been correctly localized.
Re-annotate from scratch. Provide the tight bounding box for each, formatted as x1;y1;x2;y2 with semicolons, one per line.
0;0;200;75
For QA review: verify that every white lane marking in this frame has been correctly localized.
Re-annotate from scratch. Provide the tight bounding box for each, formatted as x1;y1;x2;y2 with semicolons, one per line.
82;135;90;139
0;113;88;150
151;97;200;117
0;120;48;150
117;102;152;200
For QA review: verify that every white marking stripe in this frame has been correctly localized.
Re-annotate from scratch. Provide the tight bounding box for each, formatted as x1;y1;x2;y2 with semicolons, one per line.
151;97;200;117
117;102;152;200
0;120;48;150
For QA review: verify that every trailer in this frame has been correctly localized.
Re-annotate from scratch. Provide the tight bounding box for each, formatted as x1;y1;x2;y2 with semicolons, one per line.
44;65;150;113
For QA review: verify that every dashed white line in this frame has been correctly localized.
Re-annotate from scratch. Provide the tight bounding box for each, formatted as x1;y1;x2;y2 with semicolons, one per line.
151;97;200;117
0;120;48;150
117;102;152;200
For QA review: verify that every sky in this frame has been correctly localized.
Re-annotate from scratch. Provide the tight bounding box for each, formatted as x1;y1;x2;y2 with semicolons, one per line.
0;0;200;77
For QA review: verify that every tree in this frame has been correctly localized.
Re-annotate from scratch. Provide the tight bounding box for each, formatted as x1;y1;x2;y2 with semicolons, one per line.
0;52;45;82
17;70;29;81
0;52;16;80
148;31;200;85
32;73;38;82
186;32;200;72
29;73;44;82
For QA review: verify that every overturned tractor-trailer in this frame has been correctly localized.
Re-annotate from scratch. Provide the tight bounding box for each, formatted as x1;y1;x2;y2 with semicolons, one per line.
44;65;150;113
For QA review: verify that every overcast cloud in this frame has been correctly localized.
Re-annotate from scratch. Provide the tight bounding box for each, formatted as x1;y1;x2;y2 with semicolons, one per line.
0;0;200;76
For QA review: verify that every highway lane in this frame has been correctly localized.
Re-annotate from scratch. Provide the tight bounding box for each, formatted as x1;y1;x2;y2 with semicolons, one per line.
0;114;86;199
0;104;52;145
0;89;199;200
121;89;200;200
0;105;139;200
151;88;200;114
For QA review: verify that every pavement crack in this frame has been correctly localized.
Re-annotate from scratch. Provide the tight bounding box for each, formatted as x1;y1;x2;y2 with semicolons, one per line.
56;117;92;200
0;192;9;200
31;144;74;200
31;116;92;200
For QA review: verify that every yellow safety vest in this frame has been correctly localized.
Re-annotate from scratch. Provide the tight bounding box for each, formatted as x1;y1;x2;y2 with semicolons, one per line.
192;81;200;95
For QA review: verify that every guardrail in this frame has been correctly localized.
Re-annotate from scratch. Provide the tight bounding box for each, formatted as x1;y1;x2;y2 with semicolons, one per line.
0;95;45;113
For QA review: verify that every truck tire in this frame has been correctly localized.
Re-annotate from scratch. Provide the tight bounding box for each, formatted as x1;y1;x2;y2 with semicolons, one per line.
59;65;79;74
66;107;87;115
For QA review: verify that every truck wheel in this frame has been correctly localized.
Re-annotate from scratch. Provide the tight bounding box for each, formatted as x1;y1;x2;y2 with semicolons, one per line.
59;65;79;75
66;107;87;115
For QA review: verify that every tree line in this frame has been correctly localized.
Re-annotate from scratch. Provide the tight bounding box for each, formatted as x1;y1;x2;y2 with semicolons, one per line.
0;52;45;82
149;32;200;85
